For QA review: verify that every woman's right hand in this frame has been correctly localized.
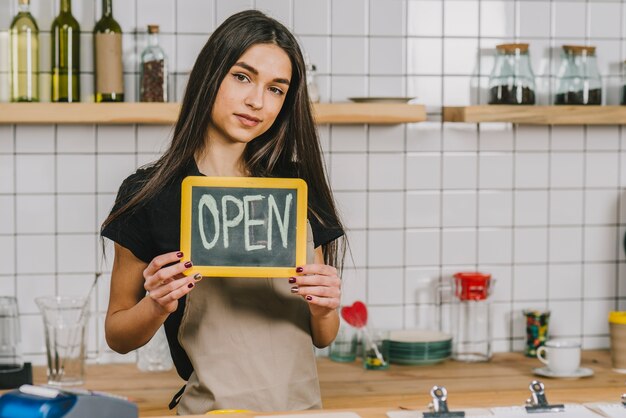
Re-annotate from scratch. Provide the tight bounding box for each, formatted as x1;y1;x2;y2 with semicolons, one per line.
143;251;201;315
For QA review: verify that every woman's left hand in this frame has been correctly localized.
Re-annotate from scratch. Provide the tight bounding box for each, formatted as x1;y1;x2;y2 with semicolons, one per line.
290;264;341;317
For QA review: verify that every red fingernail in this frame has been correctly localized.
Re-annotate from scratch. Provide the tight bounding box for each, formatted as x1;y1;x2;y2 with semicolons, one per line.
306;295;313;301
188;283;194;289
290;286;299;293
288;277;296;283
176;252;183;258
296;267;303;273
184;261;193;268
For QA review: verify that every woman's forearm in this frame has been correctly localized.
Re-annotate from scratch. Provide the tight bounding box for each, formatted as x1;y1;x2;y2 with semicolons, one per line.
105;295;169;354
310;308;339;348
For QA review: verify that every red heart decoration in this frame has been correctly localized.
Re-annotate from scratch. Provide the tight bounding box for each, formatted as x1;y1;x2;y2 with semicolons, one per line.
341;301;368;328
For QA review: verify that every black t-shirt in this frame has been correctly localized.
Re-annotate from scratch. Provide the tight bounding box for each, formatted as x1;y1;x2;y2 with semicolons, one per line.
101;160;344;380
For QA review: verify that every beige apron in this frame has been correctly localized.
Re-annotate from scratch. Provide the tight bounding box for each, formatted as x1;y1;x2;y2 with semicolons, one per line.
176;223;321;415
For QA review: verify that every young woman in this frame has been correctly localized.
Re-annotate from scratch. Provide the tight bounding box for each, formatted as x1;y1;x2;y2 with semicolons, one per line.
101;10;345;415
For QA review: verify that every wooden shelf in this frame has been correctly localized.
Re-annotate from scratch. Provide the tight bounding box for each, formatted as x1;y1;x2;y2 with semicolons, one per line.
443;105;626;125
0;102;426;125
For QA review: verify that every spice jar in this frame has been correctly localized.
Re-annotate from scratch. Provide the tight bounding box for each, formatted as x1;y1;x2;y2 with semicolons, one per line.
488;43;536;105
139;24;168;102
555;45;602;105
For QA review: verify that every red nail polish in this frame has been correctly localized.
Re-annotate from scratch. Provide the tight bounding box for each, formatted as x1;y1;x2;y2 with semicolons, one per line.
306;295;313;301
188;283;194;289
176;252;183;258
184;261;193;268
289;277;296;283
296;267;303;273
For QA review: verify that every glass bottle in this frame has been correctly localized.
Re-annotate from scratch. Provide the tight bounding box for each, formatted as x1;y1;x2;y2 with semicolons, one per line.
304;53;320;103
9;0;39;102
621;60;626;106
488;43;536;105
51;0;80;102
139;25;168;102
554;45;602;105
94;0;124;102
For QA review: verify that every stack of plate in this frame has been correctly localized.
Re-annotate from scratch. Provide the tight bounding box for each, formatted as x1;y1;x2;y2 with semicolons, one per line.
387;329;452;365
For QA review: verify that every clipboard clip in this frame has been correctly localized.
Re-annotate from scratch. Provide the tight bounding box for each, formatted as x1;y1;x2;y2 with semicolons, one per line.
423;386;465;418
524;380;565;414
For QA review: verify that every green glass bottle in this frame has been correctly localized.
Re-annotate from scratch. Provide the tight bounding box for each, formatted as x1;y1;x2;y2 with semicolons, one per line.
94;0;124;102
51;0;80;102
10;0;39;102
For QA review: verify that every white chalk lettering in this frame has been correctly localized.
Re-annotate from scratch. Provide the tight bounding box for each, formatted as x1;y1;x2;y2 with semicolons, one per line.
243;195;265;251
221;195;244;248
267;194;292;250
198;194;220;250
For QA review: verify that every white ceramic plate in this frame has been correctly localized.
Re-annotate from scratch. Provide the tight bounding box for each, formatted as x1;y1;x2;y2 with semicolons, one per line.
348;97;416;104
532;366;594;378
387;329;452;343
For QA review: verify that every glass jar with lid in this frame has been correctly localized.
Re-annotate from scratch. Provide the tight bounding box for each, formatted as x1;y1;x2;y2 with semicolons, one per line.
488;43;536;105
555;45;602;105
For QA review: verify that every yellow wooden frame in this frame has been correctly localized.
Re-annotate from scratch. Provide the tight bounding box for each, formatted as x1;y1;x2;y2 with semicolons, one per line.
180;176;308;278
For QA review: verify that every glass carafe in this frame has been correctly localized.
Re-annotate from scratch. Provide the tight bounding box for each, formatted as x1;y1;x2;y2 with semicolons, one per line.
0;297;23;372
488;43;536;105
555;45;602;105
450;272;493;362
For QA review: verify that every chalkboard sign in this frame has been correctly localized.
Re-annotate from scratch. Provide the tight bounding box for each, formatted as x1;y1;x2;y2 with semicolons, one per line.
180;176;308;278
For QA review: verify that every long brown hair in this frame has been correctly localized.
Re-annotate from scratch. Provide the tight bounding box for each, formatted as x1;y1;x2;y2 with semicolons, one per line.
101;10;345;269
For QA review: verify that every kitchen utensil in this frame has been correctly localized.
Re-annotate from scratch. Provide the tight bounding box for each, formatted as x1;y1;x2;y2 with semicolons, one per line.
340;301;386;368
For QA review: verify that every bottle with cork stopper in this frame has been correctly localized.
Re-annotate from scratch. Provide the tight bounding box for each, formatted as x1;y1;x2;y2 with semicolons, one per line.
139;24;168;102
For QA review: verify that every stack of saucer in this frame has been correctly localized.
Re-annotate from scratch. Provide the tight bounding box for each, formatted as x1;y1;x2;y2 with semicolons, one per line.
387;329;452;365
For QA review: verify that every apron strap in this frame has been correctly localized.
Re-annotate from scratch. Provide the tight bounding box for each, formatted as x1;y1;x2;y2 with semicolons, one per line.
169;384;186;410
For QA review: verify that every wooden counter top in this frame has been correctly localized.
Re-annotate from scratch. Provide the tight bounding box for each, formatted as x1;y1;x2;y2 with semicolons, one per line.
26;350;626;417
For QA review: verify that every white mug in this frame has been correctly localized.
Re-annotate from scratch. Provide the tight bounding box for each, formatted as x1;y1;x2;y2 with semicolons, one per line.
536;340;581;374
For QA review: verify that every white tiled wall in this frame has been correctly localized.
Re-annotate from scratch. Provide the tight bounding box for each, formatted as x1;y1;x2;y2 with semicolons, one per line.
1;0;626;364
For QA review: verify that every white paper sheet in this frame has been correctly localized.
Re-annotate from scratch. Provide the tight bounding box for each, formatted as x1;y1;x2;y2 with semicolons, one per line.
489;404;602;418
256;413;361;418
386;408;493;418
583;403;626;418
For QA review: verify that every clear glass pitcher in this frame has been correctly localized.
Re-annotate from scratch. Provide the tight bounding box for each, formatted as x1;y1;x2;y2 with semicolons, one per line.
0;296;24;372
449;272;493;362
35;296;89;386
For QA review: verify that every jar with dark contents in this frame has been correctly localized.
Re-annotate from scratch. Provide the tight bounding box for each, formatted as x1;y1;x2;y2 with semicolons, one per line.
488;43;536;105
555;45;602;105
139;24;168;102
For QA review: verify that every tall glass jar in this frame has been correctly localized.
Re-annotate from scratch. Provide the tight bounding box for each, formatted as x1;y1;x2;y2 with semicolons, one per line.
139;25;167;102
488;43;536;105
555;45;602;105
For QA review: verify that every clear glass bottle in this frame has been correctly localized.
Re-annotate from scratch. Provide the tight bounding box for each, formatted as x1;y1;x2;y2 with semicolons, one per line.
450;272;493;362
621;60;626;106
51;0;80;102
555;45;602;105
9;0;39;102
304;53;320;103
139;25;168;102
137;326;173;372
94;0;124;102
488;43;536;105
